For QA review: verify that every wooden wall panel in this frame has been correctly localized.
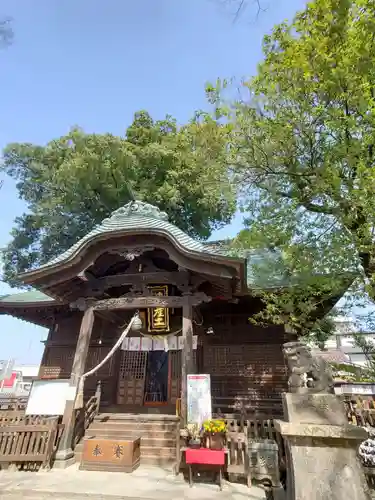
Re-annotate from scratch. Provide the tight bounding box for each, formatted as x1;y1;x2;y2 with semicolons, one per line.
38;300;288;415
39;345;75;379
200;309;287;418
39;312;120;406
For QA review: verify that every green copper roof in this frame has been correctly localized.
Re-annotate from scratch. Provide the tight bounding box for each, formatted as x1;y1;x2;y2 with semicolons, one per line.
0;290;56;305
7;202;294;303
39;201;226;271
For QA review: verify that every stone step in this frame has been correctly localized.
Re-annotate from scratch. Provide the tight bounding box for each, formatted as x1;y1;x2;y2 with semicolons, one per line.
90;422;178;433
87;426;177;439
76;413;179;469
95;413;179;423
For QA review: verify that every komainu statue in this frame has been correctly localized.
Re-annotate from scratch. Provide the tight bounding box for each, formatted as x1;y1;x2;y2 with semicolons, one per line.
282;341;334;394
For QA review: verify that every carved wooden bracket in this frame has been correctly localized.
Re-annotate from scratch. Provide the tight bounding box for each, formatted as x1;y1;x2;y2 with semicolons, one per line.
70;297;97;311
77;270;196;295
70;293;212;311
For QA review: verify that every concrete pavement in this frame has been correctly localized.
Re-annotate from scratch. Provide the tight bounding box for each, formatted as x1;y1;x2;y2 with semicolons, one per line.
0;464;267;500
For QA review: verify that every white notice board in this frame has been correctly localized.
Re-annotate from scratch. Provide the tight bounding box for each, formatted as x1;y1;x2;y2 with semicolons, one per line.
187;374;212;426
25;379;72;416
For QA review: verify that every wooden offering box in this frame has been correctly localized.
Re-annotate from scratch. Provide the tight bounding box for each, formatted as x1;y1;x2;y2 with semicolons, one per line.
80;437;141;472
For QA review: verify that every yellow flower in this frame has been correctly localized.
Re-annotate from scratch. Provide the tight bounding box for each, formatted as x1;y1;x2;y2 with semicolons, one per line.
203;419;226;434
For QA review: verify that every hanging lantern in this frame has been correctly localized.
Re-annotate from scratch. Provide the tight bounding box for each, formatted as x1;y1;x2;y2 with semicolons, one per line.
131;311;143;332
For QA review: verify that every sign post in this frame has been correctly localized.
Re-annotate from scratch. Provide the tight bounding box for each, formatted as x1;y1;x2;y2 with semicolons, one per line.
187;374;212;427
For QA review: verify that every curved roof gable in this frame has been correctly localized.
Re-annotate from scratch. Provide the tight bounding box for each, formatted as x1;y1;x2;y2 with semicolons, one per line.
21;201;235;278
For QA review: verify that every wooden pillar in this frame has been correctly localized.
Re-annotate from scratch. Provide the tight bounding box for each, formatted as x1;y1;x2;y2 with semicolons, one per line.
70;307;95;386
55;307;95;464
181;295;195;426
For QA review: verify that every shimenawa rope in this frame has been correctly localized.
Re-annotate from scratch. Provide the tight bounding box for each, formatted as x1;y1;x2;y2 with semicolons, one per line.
74;313;137;409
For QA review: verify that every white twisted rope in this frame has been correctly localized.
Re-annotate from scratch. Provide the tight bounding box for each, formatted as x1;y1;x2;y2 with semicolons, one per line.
74;313;137;409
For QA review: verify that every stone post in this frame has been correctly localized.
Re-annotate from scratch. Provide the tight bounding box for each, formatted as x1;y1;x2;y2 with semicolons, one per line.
275;392;371;500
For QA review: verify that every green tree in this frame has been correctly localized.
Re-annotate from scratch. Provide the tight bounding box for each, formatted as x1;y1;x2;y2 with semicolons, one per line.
331;333;375;383
1;111;235;286
208;0;375;334
227;228;349;336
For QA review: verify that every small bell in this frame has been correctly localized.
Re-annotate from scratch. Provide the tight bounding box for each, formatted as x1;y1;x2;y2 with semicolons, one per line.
131;311;143;332
206;326;214;336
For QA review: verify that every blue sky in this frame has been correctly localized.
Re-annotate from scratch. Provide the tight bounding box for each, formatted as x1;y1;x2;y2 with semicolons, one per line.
0;0;308;364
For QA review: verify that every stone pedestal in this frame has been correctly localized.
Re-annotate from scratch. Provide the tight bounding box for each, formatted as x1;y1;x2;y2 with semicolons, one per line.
275;393;371;500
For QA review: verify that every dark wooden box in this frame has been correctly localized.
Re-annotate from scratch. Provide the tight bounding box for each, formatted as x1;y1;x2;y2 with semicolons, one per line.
80;437;141;472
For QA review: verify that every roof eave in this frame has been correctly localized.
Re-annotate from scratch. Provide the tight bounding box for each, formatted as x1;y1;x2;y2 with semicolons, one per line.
0;300;58;308
17;227;247;285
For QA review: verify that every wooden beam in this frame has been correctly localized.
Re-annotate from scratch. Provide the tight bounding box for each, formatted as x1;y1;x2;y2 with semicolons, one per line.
80;270;193;291
181;295;195;425
70;293;211;311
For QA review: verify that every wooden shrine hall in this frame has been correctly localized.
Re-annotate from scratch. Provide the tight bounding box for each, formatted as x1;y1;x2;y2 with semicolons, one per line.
0;200;344;468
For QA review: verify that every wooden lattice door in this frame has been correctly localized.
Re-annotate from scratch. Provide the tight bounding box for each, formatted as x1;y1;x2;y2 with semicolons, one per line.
117;351;148;405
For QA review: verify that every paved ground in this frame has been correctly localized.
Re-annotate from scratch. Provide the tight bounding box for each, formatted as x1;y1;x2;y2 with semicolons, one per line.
0;464;267;500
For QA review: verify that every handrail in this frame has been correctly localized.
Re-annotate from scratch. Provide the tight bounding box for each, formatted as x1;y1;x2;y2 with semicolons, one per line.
73;380;101;448
176;398;181;417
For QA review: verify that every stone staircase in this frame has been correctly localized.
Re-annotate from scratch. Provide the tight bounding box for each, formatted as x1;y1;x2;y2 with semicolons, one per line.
74;413;180;468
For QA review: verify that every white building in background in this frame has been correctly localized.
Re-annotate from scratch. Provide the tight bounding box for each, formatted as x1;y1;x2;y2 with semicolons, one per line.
0;363;39;398
324;315;375;367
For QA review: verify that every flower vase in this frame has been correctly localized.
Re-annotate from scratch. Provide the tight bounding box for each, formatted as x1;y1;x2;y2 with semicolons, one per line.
207;433;224;450
189;438;201;449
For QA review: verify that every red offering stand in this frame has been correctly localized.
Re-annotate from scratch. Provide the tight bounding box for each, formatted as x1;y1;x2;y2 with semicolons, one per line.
185;448;225;490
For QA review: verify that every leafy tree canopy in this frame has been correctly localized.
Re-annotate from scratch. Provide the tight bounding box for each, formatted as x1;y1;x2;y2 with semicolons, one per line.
207;0;375;335
1;111;235;286
332;333;375;383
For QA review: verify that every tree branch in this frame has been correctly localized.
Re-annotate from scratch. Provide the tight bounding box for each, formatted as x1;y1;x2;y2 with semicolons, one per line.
273;188;336;215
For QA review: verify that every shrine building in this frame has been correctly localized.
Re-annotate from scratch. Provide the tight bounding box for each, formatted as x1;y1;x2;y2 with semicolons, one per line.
0;201;346;467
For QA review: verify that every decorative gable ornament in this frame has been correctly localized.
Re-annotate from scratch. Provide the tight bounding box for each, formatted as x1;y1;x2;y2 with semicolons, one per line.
102;201;169;224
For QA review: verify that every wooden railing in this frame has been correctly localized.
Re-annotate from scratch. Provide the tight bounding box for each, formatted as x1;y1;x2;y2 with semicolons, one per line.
343;396;375;427
223;416;284;482
0;415;64;470
73;381;102;449
202;396;375;491
0;411;26;425
341;397;375;488
212;396;284;419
